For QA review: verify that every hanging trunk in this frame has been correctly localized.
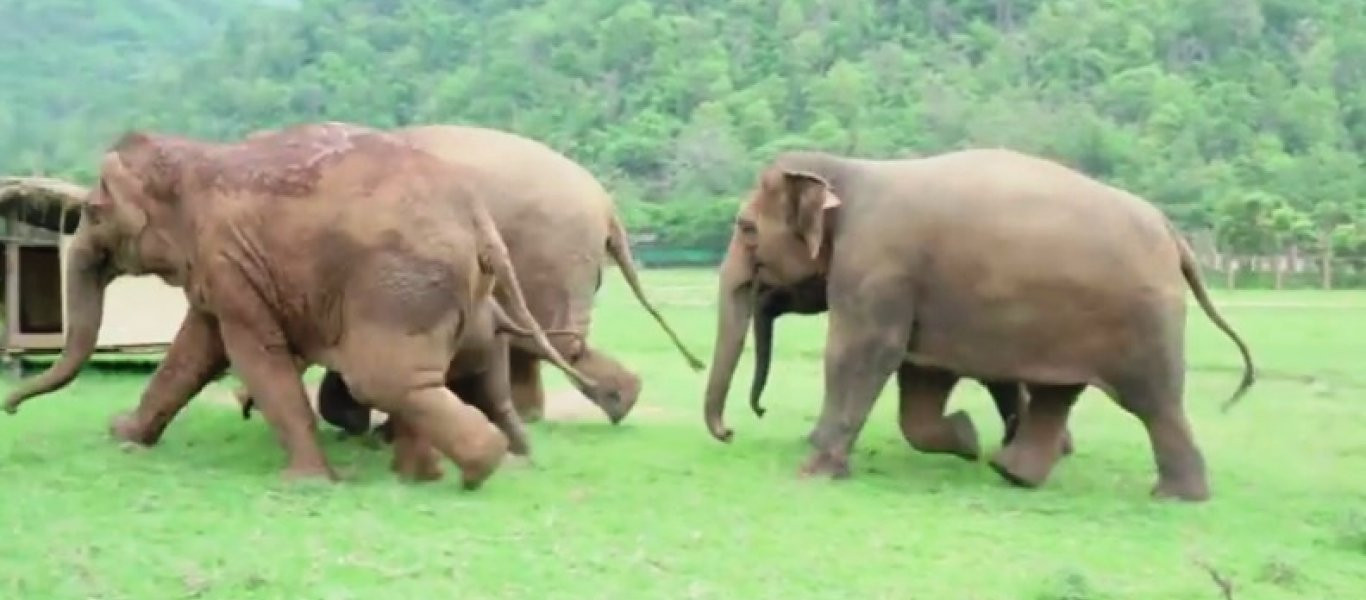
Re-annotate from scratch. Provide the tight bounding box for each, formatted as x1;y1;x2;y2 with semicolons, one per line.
3;231;111;413
702;241;756;442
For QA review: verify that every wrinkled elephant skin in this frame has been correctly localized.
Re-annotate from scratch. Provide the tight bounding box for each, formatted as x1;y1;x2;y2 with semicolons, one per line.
2;122;607;491
239;124;702;433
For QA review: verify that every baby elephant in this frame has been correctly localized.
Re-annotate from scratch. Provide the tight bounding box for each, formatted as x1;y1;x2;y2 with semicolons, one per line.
239;300;533;476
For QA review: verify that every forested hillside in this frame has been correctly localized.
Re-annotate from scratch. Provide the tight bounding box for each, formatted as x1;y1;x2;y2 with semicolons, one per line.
0;0;254;173
2;0;1364;283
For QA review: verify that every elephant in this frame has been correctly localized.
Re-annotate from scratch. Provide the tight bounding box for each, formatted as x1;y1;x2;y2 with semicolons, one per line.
744;275;1074;457
1;122;609;490
234;124;704;431
702;148;1256;502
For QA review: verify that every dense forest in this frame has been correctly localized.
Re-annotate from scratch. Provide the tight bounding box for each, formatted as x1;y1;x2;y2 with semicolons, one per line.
2;0;1364;285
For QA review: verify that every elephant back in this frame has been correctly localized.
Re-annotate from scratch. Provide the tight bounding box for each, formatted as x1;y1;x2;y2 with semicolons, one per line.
392;124;614;332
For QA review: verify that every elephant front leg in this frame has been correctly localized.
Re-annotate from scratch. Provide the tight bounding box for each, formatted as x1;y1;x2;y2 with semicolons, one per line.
988;383;1083;488
388;414;443;482
210;279;333;480
802;309;913;479
897;364;980;461
111;310;228;446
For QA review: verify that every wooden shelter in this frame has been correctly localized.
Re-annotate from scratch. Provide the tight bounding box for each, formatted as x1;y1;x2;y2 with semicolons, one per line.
0;177;187;364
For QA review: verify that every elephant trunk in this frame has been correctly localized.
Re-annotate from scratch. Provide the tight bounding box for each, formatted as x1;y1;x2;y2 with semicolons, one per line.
4;233;111;413
748;300;777;418
703;242;755;442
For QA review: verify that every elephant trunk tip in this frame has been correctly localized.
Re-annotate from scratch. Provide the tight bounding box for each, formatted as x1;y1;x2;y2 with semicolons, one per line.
706;419;734;443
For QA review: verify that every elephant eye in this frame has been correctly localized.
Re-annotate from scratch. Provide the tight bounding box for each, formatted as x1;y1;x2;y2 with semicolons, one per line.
735;218;756;236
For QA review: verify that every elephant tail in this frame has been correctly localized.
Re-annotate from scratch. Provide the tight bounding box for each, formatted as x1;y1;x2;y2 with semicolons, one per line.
605;214;705;371
468;201;603;398
1171;225;1256;412
488;299;581;342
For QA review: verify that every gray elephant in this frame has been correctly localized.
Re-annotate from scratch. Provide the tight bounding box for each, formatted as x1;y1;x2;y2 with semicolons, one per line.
702;148;1255;502
744;276;1074;457
236;124;704;431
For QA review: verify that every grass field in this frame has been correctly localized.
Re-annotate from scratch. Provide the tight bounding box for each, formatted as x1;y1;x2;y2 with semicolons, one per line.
2;268;1365;599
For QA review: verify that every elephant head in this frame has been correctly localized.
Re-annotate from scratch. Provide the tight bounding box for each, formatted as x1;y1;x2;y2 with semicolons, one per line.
4;133;194;413
703;165;842;442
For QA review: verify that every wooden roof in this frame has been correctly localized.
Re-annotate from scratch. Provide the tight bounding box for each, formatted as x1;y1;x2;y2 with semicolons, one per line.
0;176;87;236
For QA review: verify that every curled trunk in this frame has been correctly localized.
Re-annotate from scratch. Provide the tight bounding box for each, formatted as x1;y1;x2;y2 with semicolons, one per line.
4;232;111;413
702;242;756;442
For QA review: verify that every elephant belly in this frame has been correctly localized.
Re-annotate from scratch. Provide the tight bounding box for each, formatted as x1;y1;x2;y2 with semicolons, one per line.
907;280;1178;385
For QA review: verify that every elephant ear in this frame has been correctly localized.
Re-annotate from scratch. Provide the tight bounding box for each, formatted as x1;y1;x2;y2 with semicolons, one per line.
781;170;842;262
89;148;154;235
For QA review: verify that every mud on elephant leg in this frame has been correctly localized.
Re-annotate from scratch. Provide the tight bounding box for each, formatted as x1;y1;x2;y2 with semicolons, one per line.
984;381;1075;456
508;349;545;423
896;364;981;461
111;310;228;446
988;383;1083;489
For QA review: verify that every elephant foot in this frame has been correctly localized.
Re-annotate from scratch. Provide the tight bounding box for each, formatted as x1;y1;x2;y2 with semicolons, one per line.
453;427;509;492
798;449;851;480
109;413;159;447
391;446;444;483
506;436;531;458
458;454;503;491
1150;473;1210;502
582;385;630;425
903;410;981;461
1005;429;1074;457
988;442;1059;489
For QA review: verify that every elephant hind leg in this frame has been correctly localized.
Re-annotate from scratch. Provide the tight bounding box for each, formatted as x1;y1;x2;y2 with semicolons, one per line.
897;363;980;461
1111;373;1208;502
985;381;1075;456
988;382;1083;488
387;414;443;482
508;349;545;423
450;339;531;458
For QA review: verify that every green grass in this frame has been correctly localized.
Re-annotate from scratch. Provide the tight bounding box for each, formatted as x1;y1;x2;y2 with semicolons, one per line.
2;269;1365;599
